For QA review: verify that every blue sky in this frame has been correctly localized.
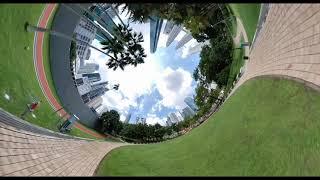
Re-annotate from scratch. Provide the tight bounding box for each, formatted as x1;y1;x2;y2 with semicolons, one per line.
87;8;201;125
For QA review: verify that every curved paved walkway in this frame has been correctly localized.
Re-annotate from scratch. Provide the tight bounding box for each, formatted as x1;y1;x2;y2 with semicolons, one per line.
0;109;126;176
33;4;105;139
231;4;320;96
5;3;319;177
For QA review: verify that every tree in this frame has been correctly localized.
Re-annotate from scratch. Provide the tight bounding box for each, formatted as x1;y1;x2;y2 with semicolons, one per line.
100;110;122;135
195;84;210;108
101;24;147;71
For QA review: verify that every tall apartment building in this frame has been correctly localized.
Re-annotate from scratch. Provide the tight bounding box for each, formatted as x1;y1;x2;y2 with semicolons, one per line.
166;116;172;126
77;77;92;96
77;63;99;74
186;40;210;57
169;112;179;124
124;113;132;124
149;16;163;53
89;4;119;40
74;18;97;66
91;81;108;91
184;97;198;112
163;20;174;34
86;96;103;109
181;106;195;119
176;33;193;50
82;73;101;83
96;106;109;115
166;25;182;47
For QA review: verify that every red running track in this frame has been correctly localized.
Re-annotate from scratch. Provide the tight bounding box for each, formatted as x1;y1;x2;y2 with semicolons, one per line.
33;4;106;139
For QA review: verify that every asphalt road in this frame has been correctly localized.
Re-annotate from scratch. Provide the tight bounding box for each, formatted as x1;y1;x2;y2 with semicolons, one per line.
49;4;99;129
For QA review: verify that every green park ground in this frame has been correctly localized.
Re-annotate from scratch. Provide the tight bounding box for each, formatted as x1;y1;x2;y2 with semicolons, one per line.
0;4;100;140
97;77;320;176
96;4;320;176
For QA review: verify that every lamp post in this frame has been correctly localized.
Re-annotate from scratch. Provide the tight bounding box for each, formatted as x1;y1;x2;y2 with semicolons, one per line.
25;22;114;59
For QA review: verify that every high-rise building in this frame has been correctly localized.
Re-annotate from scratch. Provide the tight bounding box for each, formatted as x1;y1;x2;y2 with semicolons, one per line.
186;40;210;57
166;25;182;47
89;4;118;38
176;33;193;50
149;16;163;53
169;112;179;124
181;106;195;119
163;20;174;34
77;63;99;74
136;116;146;124
91;81;108;91
97;106;109;115
74;18;97;66
77;77;92;96
88;87;107;100
184;97;198;112
86;96;103;109
82;73;101;83
95;28;113;42
125;113;131;124
166;116;172;126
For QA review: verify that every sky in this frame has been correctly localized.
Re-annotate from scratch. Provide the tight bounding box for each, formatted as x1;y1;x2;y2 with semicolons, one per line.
86;7;201;126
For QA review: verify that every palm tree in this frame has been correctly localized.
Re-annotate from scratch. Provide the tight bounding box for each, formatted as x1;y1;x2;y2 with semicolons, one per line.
25;22;113;59
101;23;146;70
115;3;158;23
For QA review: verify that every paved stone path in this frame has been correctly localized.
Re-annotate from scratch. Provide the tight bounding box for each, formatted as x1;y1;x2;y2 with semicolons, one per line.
0;109;127;176
231;4;320;96
3;3;320;177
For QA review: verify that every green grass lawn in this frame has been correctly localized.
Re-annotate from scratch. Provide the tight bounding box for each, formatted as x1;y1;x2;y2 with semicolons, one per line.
0;4;62;131
96;77;320;176
229;4;261;42
227;35;245;89
0;4;103;140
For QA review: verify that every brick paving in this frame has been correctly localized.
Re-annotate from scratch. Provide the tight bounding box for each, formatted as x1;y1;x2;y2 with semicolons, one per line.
0;109;126;176
231;4;320;96
2;3;320;177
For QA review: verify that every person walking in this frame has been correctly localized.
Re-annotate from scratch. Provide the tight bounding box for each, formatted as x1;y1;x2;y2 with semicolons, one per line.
20;101;40;119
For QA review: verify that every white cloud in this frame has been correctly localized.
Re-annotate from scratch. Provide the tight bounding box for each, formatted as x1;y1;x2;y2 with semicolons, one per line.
146;113;166;126
150;101;163;113
120;114;126;122
86;17;199;125
156;67;193;109
88;22;162;118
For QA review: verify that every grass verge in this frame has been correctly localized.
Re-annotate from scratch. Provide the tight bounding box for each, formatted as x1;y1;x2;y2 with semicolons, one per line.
0;4;105;140
229;4;261;42
96;77;320;176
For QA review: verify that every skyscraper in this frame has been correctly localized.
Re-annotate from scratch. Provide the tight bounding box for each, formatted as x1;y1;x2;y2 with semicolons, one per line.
149;16;163;53
163;20;174;34
185;40;210;57
86;96;103;109
184;97;198;112
125;113;131;124
74;18;97;66
82;73;101;83
176;33;193;50
166;116;172;126
97;106;109;115
169;112;179;124
166;25;182;47
91;81;108;91
88;4;118;36
182;106;195;119
77;63;99;74
88;87;107;100
77;77;92;96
